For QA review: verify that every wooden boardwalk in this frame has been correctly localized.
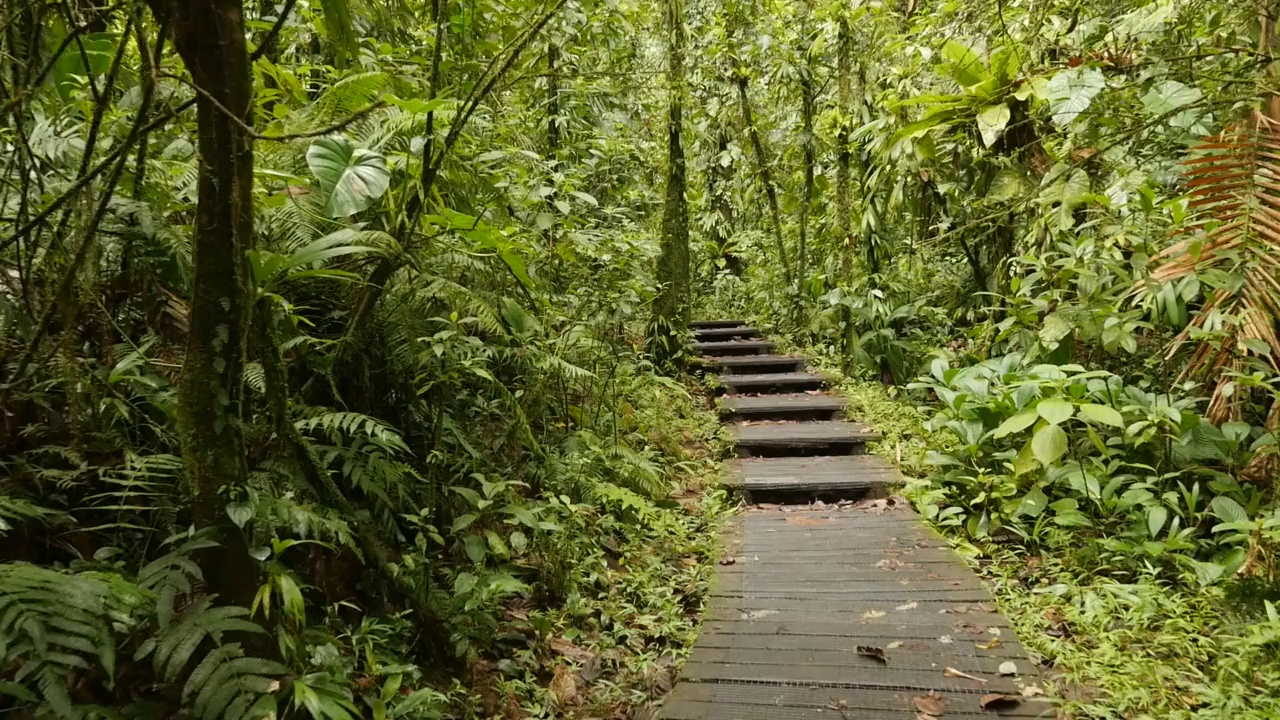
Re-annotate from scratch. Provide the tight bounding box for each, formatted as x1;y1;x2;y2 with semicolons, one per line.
660;322;1051;719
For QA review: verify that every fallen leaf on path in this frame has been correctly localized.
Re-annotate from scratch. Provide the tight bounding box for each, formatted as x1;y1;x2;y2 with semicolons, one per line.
998;661;1018;676
718;556;736;566
953;621;986;634
978;602;997;613
856;645;887;662
940;605;970;614
943;666;987;684
896;601;919;611
862;609;887;619
979;693;1022;711
937;635;954;644
912;691;945;715
975;638;1002;650
550;665;578;705
785;516;831;526
887;641;904;649
1020;685;1045;698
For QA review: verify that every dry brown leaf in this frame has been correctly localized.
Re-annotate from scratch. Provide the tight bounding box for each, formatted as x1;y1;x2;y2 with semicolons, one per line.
912;692;945;715
784;516;832;526
953;620;986;634
856;645;886;662
975;637;1002;650
550;665;578;706
943;666;987;684
1020;685;1045;698
979;693;1022;711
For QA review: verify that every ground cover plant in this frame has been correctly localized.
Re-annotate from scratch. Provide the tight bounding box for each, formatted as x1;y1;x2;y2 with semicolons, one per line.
5;0;1280;717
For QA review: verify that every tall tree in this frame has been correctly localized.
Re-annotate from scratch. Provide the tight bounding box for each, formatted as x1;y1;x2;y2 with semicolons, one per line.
796;1;816;297
835;12;855;359
649;0;690;368
145;0;259;608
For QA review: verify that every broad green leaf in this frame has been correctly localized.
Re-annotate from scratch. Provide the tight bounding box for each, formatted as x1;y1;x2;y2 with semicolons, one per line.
993;409;1038;438
940;40;990;88
976;103;1011;147
987;168;1033;202
1141;80;1201;117
307;136;391;218
463;534;487;564
1190;560;1225;587
1043;67;1105;125
1017;486;1048;517
1146;505;1168;538
1037;398;1074;425
1078;403;1124;428
319;0;358;68
1210;496;1248;525
1031;423;1068;465
1013;440;1039;476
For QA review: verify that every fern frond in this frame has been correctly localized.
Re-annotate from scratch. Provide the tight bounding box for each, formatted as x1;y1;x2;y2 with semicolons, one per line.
294;410;411;454
1147;118;1280;421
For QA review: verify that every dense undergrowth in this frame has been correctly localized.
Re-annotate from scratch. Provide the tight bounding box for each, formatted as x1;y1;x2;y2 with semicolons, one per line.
690;0;1280;716
6;0;1280;717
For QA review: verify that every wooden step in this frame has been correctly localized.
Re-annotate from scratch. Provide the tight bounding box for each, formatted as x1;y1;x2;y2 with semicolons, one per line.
694;339;775;356
718;393;845;421
731;420;880;457
693;326;760;341
704;354;806;374
726;454;896;493
689;319;747;329
719;372;827;394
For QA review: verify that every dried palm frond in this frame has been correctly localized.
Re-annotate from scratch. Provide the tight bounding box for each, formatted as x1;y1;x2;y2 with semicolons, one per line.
1147;116;1280;426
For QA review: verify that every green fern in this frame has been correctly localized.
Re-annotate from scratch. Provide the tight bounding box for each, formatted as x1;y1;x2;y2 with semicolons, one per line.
0;564;136;718
295;410;411;454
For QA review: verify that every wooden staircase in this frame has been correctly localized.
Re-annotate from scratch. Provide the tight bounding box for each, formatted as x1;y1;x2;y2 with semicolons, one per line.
691;320;896;500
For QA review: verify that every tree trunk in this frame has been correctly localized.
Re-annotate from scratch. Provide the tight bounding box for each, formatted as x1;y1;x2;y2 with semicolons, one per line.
147;0;259;609
797;3;815;300
544;41;560;250
707;127;741;274
735;74;792;288
836;15;854;363
648;0;690;370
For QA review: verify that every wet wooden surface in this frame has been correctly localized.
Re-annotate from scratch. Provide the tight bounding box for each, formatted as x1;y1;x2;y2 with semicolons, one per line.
659;507;1051;719
726;455;896;492
664;323;1048;719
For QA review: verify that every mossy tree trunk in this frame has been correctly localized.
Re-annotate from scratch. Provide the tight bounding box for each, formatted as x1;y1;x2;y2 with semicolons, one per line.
836;13;855;364
648;0;690;370
146;0;259;609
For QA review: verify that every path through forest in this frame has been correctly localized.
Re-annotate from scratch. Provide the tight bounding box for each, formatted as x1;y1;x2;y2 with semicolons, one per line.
658;322;1052;719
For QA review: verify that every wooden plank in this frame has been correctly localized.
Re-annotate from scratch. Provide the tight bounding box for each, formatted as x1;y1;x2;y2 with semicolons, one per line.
689;319;746;329
693;325;761;340
727;455;896;491
731;421;880;449
719;371;828;393
661;684;1052;719
718;393;845;420
694;339;775;355
705;354;808;373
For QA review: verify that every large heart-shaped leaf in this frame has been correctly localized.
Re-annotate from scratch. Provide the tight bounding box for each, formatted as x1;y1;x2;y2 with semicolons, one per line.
1031;423;1068;465
307;136;391;218
1043;67;1104;125
977;103;1011;148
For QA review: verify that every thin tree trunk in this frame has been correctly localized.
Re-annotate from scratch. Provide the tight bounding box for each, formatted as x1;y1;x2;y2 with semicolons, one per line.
648;0;690;370
836;15;854;363
147;0;259;610
707;126;740;274
797;7;815;299
735;74;792;288
544;40;560;251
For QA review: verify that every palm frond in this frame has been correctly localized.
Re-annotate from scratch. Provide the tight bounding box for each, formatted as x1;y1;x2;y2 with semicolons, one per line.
1148;118;1280;421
